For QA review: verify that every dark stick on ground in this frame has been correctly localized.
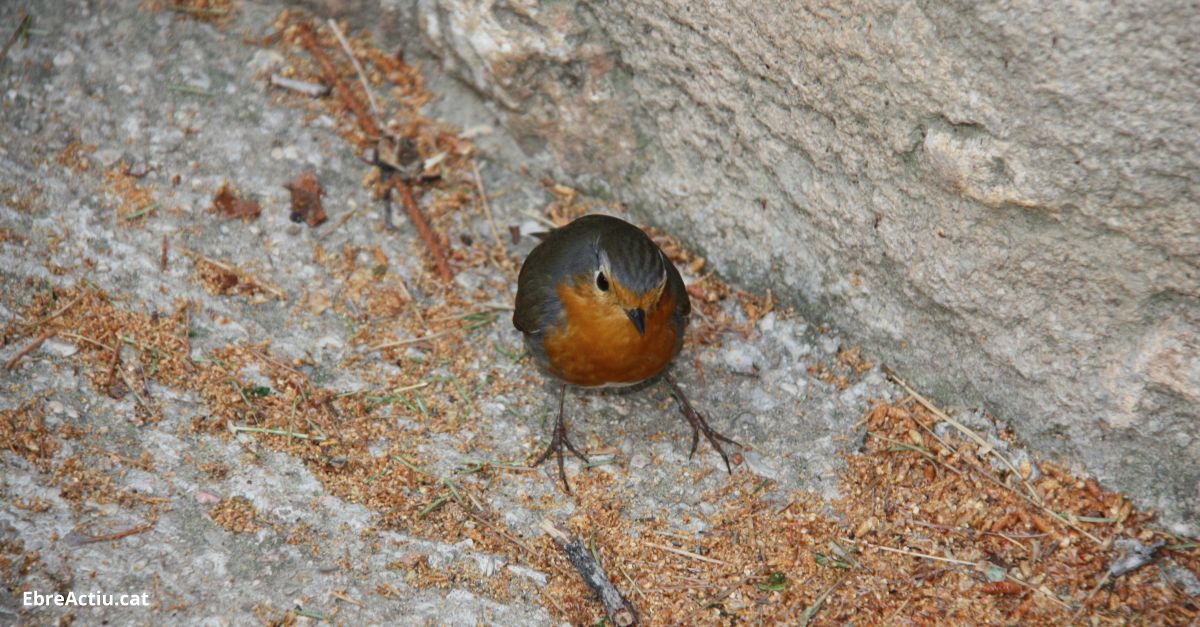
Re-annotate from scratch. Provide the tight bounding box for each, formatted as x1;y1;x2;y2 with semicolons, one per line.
540;520;638;627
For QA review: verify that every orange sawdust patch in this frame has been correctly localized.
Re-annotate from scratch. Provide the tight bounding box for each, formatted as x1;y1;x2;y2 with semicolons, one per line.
57;141;95;173
141;0;235;23
102;165;161;224
189;253;286;302
209;496;262;533
0;402;61;469
11;277;1199;625
0;538;39;590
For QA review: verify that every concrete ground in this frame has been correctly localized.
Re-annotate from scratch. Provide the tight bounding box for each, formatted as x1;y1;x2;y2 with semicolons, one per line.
0;2;904;624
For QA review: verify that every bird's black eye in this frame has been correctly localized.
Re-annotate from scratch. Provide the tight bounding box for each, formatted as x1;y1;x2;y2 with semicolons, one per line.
595;271;609;292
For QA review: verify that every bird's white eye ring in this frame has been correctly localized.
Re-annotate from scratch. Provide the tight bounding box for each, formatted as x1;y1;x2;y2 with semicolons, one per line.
595;270;610;292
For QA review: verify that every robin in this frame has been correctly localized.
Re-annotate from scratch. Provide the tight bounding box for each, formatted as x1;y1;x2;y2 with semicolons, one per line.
513;213;740;490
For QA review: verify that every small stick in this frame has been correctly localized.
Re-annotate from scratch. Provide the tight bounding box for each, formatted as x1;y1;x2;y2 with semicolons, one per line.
845;537;1071;609
396;179;453;282
331;590;363;607
849;539;977;567
643;540;729;566
316;207;358;241
0;11;31;67
471;159;512;271
870;432;965;476
296;21;379;138
169;5;228;17
1068;571;1111;624
327;19;380;118
268;73;330;97
618;565;648;603
28;292;84;327
883;367;1038;499
882;367;1103;545
5;329;56;370
800;573;849;626
542;520;638;627
230;425;326;441
369;329;455;352
75;521;154;545
180;248;288;301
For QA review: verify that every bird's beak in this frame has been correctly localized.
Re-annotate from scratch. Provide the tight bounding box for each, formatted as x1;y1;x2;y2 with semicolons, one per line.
626;308;646;336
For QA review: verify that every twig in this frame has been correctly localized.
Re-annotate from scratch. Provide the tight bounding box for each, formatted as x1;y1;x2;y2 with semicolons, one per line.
845;537;1072;610
169;5;228;17
56;332;113;355
296;21;379;138
1068;571;1110;624
5;329;56;370
643;540;728;566
471;159;512;271
331;590;362;607
799;573;849;626
327;19;380;119
28;292;84;327
542;520;638;627
883;367;1037;499
369;329;455;351
230;425;326;441
316;207;358;241
521;209;557;229
870;432;964;476
618;565;647;603
0;11;31;67
268;73;330;97
882;367;1103;545
180;247;287;301
847;538;978;567
396;179;453;282
75;521;155;544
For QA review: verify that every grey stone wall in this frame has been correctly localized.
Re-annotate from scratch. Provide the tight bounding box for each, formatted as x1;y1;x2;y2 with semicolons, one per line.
413;0;1200;531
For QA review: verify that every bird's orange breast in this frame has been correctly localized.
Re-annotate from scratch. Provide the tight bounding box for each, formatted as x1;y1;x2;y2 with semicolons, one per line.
542;281;680;387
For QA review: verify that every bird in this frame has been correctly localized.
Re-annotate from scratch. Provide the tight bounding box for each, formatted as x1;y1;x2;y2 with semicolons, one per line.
512;213;740;491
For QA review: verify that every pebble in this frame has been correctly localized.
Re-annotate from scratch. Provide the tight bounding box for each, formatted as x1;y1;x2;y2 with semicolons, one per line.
720;344;763;375
743;451;782;481
195;491;221;505
53;50;75;67
40;339;79;358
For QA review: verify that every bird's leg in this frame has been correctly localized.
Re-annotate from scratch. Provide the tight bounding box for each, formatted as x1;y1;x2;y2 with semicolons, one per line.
531;383;589;492
664;372;742;474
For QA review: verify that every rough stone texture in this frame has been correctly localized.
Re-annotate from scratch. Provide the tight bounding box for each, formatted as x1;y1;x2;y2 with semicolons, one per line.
414;0;1200;531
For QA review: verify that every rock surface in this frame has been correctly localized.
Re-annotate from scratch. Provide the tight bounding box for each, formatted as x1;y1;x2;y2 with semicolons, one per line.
414;0;1200;531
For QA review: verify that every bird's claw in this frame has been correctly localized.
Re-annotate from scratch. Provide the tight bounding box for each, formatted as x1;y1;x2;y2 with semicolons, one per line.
531;395;589;493
666;373;743;474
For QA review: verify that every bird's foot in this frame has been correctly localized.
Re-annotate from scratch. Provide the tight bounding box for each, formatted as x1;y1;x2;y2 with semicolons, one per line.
665;373;742;473
531;409;589;493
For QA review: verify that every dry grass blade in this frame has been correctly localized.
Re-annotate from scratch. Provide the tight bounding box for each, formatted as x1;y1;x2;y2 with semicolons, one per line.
643;541;729;566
